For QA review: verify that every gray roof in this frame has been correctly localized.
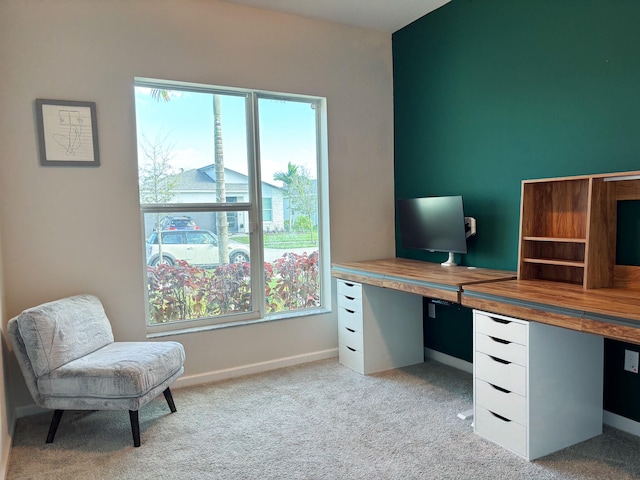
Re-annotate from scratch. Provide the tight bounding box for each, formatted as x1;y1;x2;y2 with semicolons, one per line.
172;167;284;192
175;169;215;191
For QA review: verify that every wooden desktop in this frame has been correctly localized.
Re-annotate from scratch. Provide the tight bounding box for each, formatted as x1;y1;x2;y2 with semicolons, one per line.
333;257;640;346
463;272;640;345
332;257;516;303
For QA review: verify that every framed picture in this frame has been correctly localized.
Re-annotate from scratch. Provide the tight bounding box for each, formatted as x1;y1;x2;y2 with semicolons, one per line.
35;99;100;167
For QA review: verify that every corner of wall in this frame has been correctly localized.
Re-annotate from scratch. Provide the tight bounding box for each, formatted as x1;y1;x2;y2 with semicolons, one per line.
0;211;14;480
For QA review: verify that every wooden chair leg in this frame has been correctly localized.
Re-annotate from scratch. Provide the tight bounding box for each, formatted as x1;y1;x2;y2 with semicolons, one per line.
163;387;177;413
46;409;64;444
129;410;141;447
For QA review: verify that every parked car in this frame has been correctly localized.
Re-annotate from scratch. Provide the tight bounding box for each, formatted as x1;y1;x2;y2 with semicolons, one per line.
157;215;199;231
146;230;250;266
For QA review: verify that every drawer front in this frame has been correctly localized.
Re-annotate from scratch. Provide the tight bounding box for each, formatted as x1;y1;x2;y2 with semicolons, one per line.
475;379;527;426
339;343;364;374
475;405;527;458
475;312;527;345
338;306;363;332
337;294;362;314
338;325;364;351
337;280;363;299
475;332;527;366
475;352;526;396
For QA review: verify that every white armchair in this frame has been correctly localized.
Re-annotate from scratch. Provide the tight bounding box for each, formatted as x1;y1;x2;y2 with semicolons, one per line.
7;294;185;447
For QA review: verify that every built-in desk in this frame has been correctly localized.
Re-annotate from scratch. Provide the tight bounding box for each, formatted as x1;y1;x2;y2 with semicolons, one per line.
331;257;640;460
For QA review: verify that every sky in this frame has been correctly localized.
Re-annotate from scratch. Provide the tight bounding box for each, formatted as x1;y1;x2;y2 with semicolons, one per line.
134;87;319;186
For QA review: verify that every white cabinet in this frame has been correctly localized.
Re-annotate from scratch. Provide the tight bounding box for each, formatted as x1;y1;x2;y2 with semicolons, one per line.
337;279;423;375
473;310;603;460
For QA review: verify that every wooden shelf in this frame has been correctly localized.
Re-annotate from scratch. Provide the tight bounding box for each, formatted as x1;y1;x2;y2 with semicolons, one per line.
522;257;585;268
517;173;621;289
522;236;586;244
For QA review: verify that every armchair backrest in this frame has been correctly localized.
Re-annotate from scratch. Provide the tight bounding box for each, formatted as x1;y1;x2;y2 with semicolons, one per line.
8;294;114;378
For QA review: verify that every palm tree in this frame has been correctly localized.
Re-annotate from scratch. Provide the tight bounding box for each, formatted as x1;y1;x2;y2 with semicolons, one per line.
148;88;230;262
213;95;229;262
151;89;171;103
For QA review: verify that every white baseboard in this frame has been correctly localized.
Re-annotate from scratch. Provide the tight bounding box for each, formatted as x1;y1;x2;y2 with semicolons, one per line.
425;348;473;374
174;348;338;389
603;410;640;437
12;349;338;421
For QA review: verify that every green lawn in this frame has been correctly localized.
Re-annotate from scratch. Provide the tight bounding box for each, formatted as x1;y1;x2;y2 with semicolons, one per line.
232;231;317;249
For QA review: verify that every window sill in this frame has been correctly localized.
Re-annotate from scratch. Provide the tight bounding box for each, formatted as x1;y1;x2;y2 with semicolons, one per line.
146;307;331;339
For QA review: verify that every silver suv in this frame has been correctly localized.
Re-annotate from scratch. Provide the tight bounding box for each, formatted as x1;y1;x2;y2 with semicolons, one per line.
146;230;250;266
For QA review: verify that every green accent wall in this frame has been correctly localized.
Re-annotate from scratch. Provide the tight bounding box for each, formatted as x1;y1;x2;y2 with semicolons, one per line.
617;200;640;266
424;299;473;362
393;0;640;421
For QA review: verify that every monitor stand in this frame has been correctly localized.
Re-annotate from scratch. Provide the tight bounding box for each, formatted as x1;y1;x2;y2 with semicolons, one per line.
441;252;457;266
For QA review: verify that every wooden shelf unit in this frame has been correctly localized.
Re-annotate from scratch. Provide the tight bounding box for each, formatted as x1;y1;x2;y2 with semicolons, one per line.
518;171;640;289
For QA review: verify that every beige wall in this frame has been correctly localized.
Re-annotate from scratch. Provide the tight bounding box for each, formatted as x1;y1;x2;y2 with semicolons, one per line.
0;0;396;413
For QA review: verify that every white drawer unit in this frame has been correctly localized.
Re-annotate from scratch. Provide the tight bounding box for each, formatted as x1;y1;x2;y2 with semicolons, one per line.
338;323;364;351
475;405;527;457
337;279;363;299
336;279;423;375
338;307;363;333
473;310;604;461
475;332;527;366
475;312;527;345
337;293;362;314
475;351;526;396
475;378;526;425
338;343;364;374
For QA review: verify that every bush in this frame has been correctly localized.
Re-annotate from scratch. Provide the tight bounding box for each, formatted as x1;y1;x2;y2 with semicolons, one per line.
292;215;312;233
147;252;319;324
266;251;319;313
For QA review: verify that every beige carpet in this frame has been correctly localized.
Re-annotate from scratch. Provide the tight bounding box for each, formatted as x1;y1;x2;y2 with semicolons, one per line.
7;358;640;479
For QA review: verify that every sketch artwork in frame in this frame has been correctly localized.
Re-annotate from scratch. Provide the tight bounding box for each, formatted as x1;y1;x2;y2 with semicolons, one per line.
35;99;100;167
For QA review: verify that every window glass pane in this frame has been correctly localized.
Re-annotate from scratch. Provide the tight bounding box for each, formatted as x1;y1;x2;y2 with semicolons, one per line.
142;211;252;325
258;97;320;314
135;87;249;205
263;197;273;222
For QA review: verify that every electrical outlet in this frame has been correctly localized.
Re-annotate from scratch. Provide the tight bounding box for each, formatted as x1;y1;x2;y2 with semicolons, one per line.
624;349;639;373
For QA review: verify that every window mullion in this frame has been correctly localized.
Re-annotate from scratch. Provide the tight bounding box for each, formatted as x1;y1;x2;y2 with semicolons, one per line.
248;92;266;316
141;203;251;214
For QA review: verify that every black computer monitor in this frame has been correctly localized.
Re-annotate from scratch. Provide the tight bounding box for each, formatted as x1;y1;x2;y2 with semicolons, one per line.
397;195;468;266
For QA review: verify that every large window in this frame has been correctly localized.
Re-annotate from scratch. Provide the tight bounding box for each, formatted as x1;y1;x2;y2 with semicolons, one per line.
134;79;328;332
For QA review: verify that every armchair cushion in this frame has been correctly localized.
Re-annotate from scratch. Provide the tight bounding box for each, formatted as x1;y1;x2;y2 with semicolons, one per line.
16;295;114;377
37;341;185;403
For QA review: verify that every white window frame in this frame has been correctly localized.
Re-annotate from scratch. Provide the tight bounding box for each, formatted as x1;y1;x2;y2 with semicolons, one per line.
135;78;331;336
